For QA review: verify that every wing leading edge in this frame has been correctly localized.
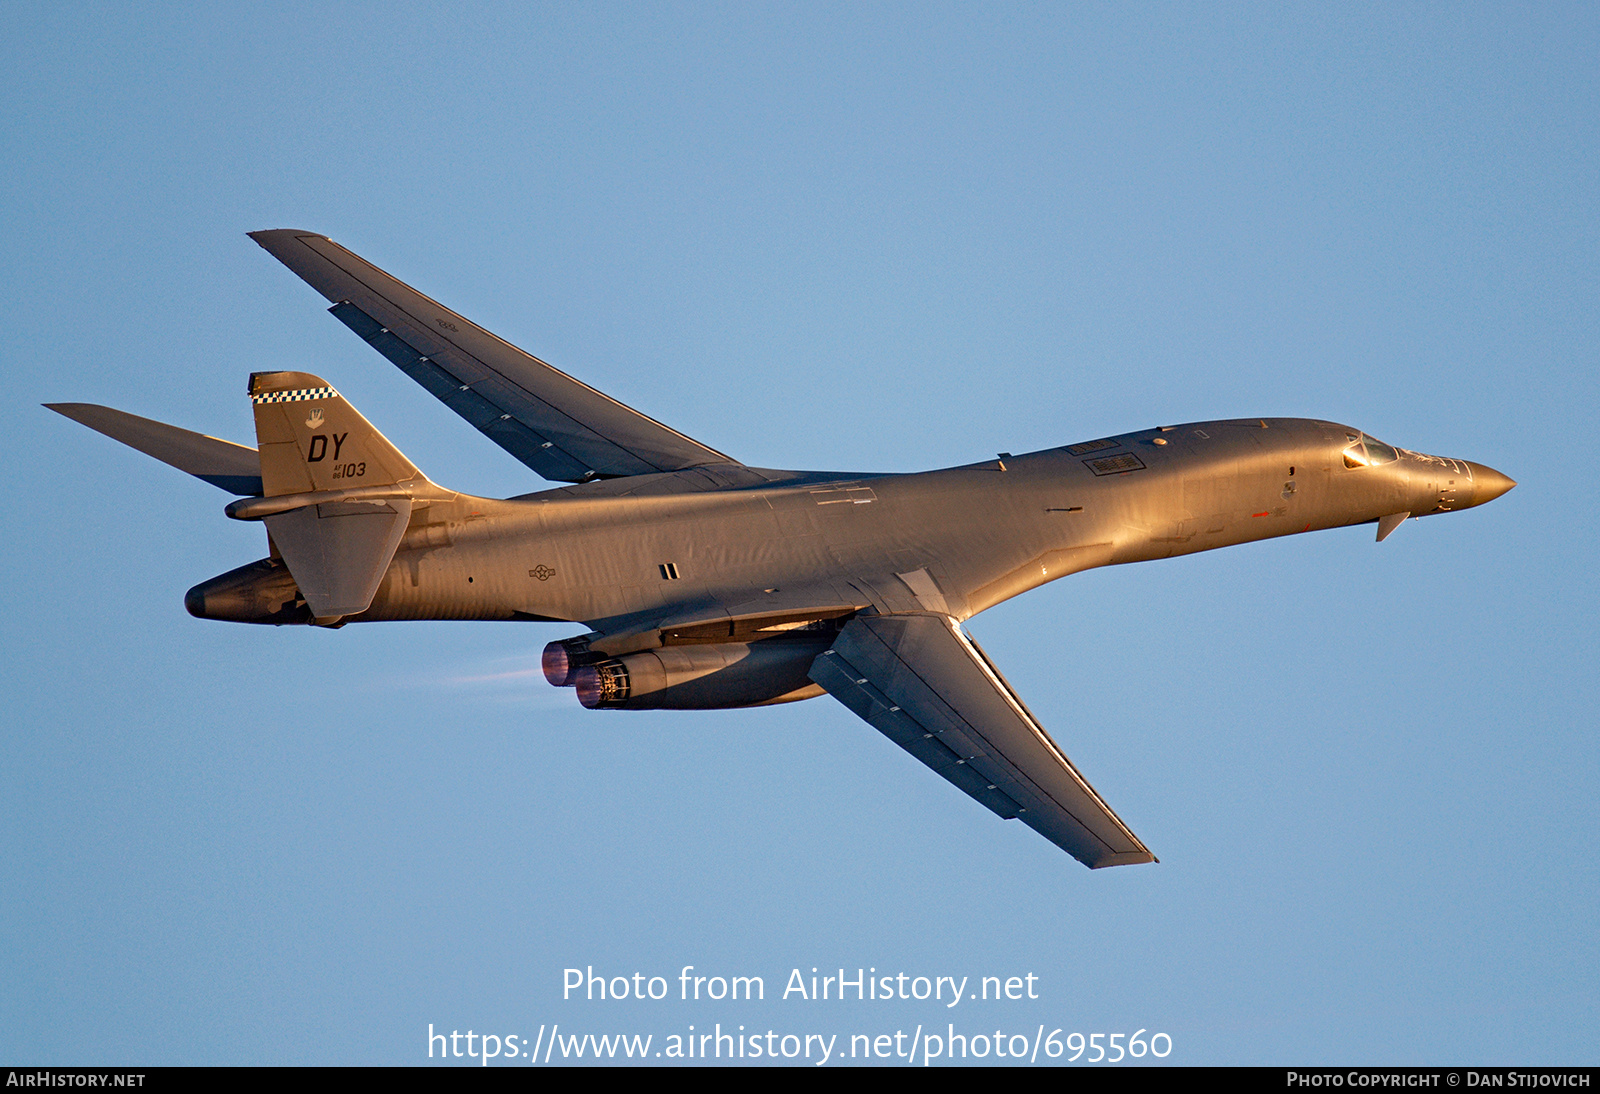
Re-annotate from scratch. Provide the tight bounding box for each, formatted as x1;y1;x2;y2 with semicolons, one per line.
249;229;737;483
808;613;1155;868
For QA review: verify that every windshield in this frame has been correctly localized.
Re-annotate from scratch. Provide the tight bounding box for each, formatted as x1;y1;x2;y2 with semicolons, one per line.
1343;432;1399;469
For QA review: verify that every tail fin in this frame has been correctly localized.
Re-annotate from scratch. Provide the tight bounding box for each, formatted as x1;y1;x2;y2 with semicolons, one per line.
249;371;420;495
247;372;424;623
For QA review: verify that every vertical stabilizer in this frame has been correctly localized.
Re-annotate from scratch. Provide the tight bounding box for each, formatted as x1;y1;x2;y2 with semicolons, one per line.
249;371;420;495
247;372;424;622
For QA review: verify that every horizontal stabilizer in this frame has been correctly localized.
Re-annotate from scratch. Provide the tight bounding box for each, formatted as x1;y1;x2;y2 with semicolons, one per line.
265;499;412;620
45;403;262;495
810;613;1154;868
249;229;737;482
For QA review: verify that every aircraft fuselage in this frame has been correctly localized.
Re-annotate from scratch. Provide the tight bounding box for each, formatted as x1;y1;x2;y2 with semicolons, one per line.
186;416;1510;633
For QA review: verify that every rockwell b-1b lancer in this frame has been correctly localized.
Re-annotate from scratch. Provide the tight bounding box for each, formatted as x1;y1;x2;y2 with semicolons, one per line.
47;230;1515;868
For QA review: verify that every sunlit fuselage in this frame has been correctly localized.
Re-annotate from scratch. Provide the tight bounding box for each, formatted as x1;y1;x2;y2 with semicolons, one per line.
187;417;1513;632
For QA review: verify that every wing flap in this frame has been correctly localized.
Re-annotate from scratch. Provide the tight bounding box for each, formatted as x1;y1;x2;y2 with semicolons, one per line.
811;656;1028;820
251;230;736;481
809;613;1154;868
326;300;599;482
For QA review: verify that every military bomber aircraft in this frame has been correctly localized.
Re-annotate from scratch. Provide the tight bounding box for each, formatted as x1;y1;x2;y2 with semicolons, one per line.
47;230;1515;868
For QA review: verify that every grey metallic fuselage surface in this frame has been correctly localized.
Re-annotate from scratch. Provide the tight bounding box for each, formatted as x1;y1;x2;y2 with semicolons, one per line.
48;231;1515;869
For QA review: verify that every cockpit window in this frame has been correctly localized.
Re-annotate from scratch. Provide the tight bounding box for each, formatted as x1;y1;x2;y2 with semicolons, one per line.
1343;432;1399;469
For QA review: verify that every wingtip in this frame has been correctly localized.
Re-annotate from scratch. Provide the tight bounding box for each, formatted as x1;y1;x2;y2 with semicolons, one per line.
248;228;328;246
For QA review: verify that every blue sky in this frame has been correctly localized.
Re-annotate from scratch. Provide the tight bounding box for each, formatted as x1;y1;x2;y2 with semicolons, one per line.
2;2;1594;1065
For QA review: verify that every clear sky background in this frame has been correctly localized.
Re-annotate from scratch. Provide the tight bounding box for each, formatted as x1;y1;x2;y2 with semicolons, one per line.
2;2;1594;1066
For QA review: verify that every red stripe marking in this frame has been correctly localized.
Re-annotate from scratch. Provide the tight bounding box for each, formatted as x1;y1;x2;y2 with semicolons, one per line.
1252;511;1269;518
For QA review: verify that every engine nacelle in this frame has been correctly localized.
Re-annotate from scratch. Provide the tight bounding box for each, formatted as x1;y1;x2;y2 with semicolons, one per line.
572;638;831;710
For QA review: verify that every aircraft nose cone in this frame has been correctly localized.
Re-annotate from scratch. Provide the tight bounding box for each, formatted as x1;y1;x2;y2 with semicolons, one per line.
1466;462;1516;506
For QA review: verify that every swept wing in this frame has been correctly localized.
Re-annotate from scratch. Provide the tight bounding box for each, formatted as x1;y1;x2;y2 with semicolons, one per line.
809;613;1154;868
249;229;737;483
